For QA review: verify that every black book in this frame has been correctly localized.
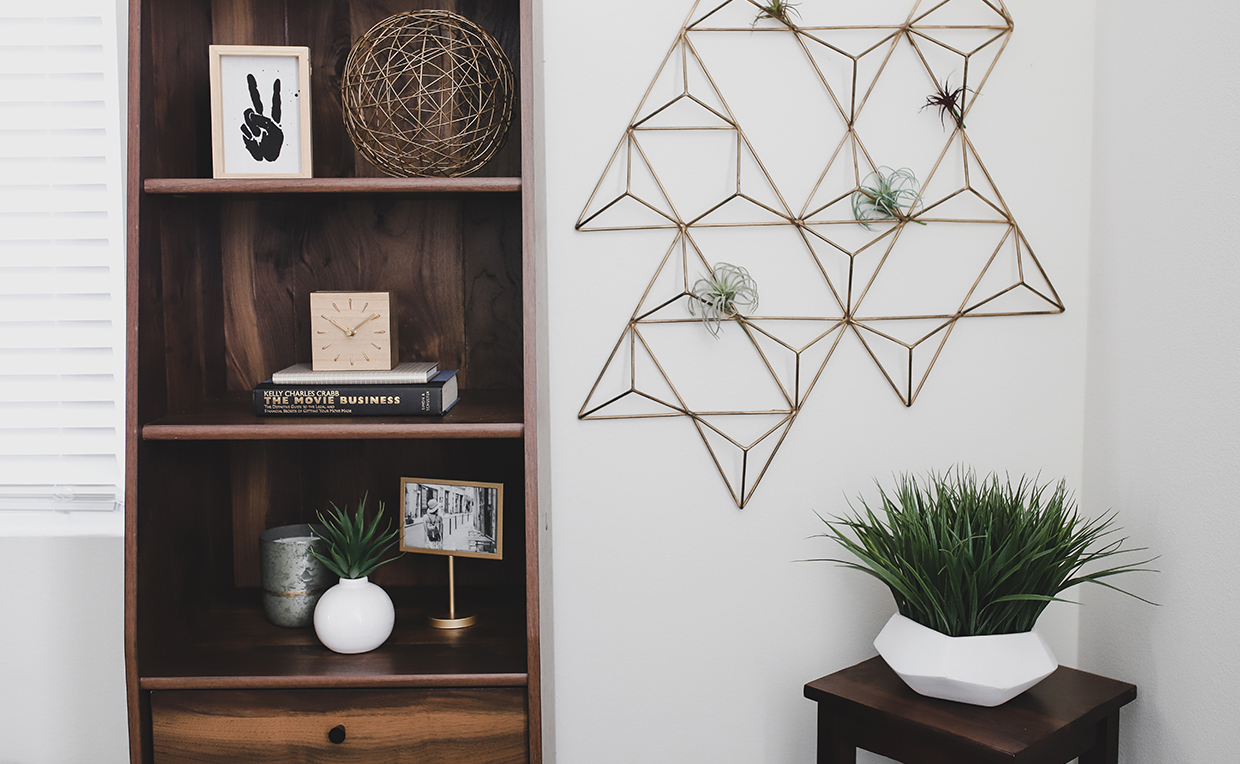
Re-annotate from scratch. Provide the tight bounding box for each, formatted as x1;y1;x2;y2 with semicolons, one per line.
253;370;459;416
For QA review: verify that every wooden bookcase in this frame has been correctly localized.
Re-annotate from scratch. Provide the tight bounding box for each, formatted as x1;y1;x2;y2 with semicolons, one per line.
124;1;540;762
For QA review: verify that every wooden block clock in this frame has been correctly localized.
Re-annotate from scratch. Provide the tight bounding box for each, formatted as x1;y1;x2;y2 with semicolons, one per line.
310;291;398;370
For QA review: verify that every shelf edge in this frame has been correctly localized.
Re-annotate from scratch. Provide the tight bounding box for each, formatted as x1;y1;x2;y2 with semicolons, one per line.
144;177;523;194
139;673;529;691
141;423;525;441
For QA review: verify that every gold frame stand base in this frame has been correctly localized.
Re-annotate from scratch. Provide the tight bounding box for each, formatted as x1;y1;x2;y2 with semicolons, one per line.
429;613;477;630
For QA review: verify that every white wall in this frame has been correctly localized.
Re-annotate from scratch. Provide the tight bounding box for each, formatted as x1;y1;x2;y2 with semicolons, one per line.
1079;0;1240;761
0;538;128;764
15;1;1239;762
544;1;1096;761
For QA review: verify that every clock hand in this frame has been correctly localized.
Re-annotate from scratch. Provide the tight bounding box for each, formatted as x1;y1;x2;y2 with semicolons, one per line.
322;315;354;336
349;313;382;334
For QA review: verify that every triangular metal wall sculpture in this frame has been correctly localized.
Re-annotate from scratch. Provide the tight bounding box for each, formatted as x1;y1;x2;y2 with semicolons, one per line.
577;0;1063;509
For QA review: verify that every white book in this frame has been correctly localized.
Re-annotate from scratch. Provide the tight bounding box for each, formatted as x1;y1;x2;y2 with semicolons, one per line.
270;361;438;385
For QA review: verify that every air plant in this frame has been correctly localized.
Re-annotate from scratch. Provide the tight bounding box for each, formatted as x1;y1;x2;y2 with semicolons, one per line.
851;167;926;229
310;494;402;580
688;262;760;338
921;76;972;130
813;469;1158;637
753;0;801;27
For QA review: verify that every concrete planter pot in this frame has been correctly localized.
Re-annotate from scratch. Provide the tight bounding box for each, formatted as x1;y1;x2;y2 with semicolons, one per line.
259;523;333;628
874;613;1058;707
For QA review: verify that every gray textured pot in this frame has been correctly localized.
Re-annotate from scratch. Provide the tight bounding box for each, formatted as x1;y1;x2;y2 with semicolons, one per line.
259;523;333;628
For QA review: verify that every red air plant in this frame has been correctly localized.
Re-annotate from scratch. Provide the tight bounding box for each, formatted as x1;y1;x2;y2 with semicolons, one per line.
922;77;972;130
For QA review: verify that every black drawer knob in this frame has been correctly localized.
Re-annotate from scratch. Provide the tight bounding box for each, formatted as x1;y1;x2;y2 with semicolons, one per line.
328;725;346;744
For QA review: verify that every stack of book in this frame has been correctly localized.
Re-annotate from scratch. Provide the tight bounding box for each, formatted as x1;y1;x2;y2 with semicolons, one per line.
253;362;459;417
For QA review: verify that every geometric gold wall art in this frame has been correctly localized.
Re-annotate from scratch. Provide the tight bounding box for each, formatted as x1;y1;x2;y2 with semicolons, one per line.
576;0;1063;508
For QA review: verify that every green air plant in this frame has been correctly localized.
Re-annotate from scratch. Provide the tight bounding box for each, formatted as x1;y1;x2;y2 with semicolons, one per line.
753;0;801;27
922;76;972;130
851;167;926;229
310;494;403;580
813;470;1157;637
688;262;760;338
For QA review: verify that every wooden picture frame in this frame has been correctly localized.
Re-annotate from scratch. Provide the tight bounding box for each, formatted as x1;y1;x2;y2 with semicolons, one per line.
209;45;312;178
400;478;503;560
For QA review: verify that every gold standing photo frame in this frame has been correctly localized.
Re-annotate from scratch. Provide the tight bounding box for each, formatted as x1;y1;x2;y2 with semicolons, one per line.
401;477;503;630
400;477;503;560
209;45;313;178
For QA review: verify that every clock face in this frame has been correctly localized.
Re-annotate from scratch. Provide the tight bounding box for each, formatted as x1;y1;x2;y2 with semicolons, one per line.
309;291;397;371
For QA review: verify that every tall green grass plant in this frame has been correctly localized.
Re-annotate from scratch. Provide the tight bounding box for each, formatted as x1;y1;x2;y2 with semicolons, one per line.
815;470;1156;637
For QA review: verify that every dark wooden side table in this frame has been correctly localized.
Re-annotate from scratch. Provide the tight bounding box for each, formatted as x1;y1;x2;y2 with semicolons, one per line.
804;657;1137;764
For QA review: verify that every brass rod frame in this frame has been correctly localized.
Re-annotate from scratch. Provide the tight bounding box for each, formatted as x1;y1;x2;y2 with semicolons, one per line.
575;0;1061;509
429;555;477;630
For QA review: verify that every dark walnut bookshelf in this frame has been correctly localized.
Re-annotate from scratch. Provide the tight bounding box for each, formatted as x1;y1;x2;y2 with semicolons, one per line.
125;2;540;763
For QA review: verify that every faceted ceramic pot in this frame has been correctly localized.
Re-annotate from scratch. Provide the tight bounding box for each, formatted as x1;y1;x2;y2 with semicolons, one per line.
874;613;1058;707
313;576;396;654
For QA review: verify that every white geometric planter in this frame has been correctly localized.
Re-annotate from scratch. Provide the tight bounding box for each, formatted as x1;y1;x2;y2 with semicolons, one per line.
874;613;1058;707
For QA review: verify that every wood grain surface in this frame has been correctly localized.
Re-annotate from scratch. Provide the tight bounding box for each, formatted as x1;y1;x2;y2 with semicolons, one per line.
141;390;524;441
213;192;521;394
151;688;528;763
201;0;522;180
223;438;527;588
516;0;541;756
130;0;539;761
135;436;525;594
140;591;528;689
144;177;522;193
142;0;522;181
804;657;1137;764
463;195;524;390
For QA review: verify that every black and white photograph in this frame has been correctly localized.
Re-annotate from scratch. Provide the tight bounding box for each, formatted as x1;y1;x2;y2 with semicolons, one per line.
209;45;312;178
400;478;502;559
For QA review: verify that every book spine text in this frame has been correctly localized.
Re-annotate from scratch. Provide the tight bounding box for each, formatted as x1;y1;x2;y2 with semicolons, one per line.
253;385;447;416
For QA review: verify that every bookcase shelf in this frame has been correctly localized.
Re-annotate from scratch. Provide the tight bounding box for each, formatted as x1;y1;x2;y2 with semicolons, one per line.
126;0;541;761
142;391;524;441
144;177;523;194
138;590;528;691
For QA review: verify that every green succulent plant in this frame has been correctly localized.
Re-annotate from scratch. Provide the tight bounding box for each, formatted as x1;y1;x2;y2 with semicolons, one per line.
753;0;801;27
310;494;402;580
688;262;760;338
813;469;1157;637
851;167;926;229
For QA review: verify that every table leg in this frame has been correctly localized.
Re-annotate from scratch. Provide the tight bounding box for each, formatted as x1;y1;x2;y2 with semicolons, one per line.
1078;711;1121;764
817;707;857;764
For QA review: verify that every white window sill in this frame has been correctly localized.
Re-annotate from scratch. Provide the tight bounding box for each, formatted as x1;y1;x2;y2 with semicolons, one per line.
0;511;124;537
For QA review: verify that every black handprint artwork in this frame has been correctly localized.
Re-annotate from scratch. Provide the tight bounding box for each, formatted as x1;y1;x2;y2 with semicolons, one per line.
240;73;284;162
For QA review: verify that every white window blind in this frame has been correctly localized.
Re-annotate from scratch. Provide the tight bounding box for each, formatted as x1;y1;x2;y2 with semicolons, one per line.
0;1;126;530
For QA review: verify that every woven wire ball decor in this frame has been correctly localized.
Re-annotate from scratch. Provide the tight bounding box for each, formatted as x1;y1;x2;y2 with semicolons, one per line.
342;10;515;178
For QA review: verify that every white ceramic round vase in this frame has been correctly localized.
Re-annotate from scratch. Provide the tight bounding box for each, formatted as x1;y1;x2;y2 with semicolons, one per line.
313;576;396;654
874;613;1058;707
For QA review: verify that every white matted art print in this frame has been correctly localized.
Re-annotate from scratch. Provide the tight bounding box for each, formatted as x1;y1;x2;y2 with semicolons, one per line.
400;478;502;560
209;45;312;178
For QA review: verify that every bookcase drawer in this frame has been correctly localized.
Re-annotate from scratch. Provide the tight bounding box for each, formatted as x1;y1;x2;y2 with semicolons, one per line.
150;688;528;764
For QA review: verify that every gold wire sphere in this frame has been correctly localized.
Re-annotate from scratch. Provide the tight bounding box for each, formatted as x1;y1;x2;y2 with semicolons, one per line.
341;10;515;178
